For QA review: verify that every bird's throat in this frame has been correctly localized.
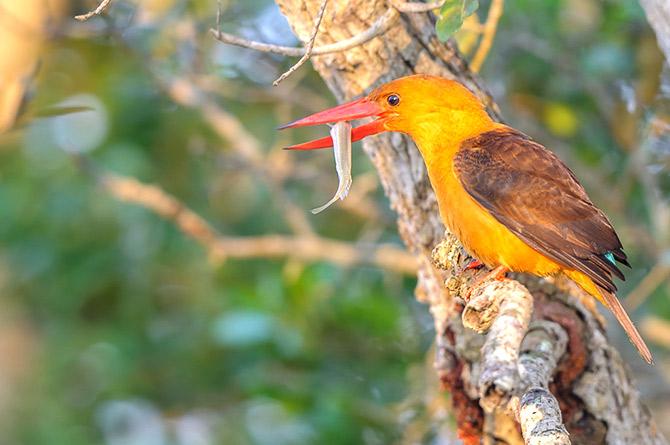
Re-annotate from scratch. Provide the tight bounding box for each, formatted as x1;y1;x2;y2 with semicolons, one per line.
409;108;496;165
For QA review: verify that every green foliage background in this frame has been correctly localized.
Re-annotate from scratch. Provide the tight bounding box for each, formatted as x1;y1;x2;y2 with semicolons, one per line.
0;0;668;444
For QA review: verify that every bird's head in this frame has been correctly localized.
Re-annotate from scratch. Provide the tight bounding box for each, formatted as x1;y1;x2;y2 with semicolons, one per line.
280;74;491;151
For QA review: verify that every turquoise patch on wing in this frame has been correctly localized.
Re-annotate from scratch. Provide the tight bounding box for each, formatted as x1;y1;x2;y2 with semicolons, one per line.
604;252;616;265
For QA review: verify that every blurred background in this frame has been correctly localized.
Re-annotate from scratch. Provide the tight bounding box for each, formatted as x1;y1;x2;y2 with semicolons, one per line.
0;0;668;444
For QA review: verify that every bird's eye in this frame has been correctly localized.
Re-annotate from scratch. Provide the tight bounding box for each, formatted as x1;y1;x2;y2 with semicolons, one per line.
386;94;400;106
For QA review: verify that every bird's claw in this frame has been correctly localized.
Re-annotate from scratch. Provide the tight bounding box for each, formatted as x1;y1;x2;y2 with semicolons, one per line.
464;259;484;271
463;265;509;301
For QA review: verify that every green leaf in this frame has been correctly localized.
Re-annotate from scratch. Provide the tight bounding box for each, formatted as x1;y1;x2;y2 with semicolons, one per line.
435;0;479;41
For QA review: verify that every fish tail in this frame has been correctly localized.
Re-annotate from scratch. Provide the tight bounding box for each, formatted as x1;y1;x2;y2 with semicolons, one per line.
564;270;653;364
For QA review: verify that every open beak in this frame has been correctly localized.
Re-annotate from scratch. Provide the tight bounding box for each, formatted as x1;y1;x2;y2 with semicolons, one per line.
278;97;387;150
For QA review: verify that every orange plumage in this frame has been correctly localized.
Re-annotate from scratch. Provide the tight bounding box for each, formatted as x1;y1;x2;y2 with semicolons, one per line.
282;74;652;364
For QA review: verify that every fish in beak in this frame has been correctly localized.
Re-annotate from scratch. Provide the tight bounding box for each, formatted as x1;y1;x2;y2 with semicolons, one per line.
278;97;387;150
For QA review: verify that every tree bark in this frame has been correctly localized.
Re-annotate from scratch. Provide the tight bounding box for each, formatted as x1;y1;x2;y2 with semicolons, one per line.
274;1;666;443
639;0;670;62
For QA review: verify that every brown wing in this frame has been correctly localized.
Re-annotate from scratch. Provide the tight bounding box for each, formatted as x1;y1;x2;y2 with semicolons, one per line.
454;128;628;293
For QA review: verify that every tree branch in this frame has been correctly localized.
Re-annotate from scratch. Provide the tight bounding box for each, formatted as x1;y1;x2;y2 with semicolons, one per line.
474;280;533;412
391;0;445;13
86;161;417;274
470;0;504;73
74;0;113;21
210;7;399;57
514;321;570;445
162;76;317;238
638;0;670;62
433;237;569;443
273;0;329;85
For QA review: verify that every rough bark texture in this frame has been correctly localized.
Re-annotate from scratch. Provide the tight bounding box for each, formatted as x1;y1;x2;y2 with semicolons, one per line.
514;320;570;445
274;1;666;443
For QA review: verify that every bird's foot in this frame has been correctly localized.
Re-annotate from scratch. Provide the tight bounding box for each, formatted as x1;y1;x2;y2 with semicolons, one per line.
463;265;509;301
488;265;509;281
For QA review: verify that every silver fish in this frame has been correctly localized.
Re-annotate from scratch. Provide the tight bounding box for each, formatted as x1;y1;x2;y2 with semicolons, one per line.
311;121;353;214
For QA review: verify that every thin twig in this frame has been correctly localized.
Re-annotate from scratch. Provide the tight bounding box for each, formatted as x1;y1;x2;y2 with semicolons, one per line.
163;76;316;237
165;77;264;165
392;0;445;13
104;18;316;239
273;0;329;86
210;8;399;57
470;0;504;73
93;166;417;274
74;0;113;21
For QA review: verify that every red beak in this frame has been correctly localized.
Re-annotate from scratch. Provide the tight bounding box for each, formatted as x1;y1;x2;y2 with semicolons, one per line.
278;97;387;150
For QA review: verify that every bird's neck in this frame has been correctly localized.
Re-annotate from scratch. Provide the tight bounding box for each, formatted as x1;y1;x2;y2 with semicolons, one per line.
410;108;497;170
408;109;497;235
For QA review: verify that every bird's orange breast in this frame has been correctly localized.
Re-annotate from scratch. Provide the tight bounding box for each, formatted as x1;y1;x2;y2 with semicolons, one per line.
425;154;563;277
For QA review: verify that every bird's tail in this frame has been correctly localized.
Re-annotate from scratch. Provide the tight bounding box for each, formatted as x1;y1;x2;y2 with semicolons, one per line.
564;270;653;364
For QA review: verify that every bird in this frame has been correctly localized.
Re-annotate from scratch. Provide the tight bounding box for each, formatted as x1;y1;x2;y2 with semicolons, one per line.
279;74;653;364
